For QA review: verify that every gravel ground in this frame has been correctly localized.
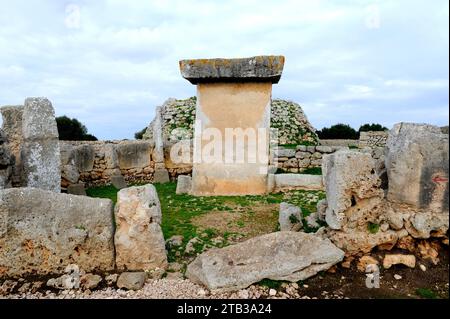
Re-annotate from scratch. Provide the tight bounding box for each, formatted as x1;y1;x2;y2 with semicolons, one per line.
2;278;335;300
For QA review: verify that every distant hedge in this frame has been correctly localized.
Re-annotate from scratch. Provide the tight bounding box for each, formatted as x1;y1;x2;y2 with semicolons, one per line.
56;116;97;141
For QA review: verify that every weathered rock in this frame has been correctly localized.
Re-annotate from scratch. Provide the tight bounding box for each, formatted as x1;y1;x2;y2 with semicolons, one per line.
21;97;60;192
322;150;384;230
1;106;24;187
329;229;399;255
105;274;118;286
180;56;285;84
166;235;184;248
417;241;440;265
404;210;449;239
116;141;152;169
186;231;344;291
385;123;449;212
80;274;102;290
383;254;416;269
114;185;168;271
305;212;320;229
274;148;296;158
67;183;87;196
0;131;14;189
275;173;323;191
279;202;302;231
117;272;146;290
46;264;81;290
0;188;115;278
357;256;379;272
153;168;170;183
176;175;192;194
110;174;127;189
70;145;95;172
62;164;80;184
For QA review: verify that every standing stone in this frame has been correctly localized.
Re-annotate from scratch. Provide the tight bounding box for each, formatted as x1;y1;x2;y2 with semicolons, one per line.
152;106;170;183
21;98;60;192
279;202;302;231
114;185;168;271
111;174;127;189
0;188;115;278
176;175;192;194
385;123;449;212
322;150;384;230
180;56;285;196
0;105;24;187
0;130;14;188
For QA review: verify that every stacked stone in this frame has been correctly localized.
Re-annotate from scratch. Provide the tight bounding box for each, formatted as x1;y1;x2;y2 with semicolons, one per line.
270;99;318;145
0;130;14;188
60;140;156;188
359;131;389;148
143;98;318;147
274;145;344;173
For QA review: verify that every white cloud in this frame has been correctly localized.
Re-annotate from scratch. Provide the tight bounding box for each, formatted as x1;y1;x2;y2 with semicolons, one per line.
0;0;448;139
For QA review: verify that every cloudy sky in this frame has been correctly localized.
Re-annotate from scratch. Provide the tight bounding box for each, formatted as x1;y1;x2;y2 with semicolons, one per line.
0;0;448;140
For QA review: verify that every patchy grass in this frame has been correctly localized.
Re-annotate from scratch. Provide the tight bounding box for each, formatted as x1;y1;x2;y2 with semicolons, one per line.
86;182;326;263
86;185;119;203
367;222;380;234
415;288;438;299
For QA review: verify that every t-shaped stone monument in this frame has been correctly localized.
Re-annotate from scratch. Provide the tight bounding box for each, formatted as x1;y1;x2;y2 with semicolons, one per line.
180;55;285;195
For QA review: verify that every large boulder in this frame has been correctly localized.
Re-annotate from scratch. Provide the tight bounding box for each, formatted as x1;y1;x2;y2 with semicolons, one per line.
0;188;115;278
186;231;344;291
20;98;60;192
385;123;449;212
279;202;302;231
322;150;384;230
114;184;168;271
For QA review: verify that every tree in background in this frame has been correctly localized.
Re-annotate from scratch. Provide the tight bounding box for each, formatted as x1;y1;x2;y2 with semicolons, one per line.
358;123;388;132
316;123;359;140
135;127;147;140
56;116;97;141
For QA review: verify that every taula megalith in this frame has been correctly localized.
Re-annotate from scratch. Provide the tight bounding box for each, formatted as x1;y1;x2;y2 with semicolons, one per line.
180;55;285;195
21;97;61;192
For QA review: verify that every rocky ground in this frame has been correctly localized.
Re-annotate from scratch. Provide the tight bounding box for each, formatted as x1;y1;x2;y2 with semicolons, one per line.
2;245;448;300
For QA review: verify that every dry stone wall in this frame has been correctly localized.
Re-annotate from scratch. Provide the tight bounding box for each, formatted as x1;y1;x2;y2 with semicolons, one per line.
60;140;156;189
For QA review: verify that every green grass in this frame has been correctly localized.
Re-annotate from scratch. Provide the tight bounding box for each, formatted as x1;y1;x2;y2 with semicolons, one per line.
86;182;326;263
86;185;119;203
300;167;322;175
415;288;438;299
367;222;380;234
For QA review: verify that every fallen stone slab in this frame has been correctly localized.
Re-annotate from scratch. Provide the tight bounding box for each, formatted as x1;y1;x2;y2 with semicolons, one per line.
186;231;344;291
0;188;115;278
180;55;285;84
114;184;168;271
274;173;323;191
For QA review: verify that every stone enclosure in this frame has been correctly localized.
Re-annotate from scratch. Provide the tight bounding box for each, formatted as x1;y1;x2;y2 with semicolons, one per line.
0;56;448;297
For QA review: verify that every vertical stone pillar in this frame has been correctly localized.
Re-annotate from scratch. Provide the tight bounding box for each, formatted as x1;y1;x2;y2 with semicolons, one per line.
179;56;284;195
0;105;24;187
21;97;61;192
152;105;170;183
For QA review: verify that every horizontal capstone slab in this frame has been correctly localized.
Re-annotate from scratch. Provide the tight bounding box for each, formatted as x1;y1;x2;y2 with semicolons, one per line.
179;55;285;84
